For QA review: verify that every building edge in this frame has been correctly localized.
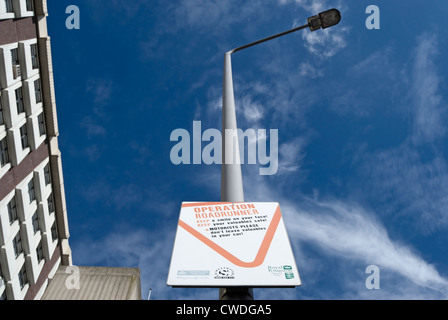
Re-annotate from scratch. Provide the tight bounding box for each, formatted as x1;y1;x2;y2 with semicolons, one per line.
34;0;72;266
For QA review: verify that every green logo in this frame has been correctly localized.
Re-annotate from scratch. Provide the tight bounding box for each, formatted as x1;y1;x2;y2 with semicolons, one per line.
283;265;294;279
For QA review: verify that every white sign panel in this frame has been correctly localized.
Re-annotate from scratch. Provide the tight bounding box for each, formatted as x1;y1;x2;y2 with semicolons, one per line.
167;202;301;287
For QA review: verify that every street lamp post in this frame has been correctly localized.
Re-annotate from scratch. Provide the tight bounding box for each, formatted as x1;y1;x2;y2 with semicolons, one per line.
219;9;341;301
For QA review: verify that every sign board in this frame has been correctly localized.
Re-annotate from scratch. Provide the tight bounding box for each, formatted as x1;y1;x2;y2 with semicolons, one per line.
167;202;301;287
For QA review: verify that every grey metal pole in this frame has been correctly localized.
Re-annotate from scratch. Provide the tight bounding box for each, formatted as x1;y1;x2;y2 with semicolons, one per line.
221;52;245;203
220;51;253;300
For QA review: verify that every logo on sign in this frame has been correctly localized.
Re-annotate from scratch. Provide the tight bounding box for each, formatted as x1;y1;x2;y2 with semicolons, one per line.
268;265;295;279
214;267;235;279
283;265;294;279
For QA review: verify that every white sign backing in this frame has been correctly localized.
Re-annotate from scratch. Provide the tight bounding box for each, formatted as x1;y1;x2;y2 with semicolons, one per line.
167;202;301;287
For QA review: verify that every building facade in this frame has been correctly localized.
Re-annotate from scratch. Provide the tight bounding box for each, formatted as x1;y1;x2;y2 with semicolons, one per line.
0;0;72;300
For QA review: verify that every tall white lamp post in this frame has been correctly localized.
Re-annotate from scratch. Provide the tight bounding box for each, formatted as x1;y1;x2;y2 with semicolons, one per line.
219;8;341;300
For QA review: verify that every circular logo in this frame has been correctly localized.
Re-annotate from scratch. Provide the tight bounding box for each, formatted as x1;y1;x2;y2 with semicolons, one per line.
214;267;235;279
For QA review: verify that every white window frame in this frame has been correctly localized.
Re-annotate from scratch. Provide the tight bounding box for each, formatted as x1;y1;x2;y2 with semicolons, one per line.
12;230;23;258
5;0;13;12
0;81;26;129
36;240;44;263
7;195;18;225
47;193;54;215
43;162;50;185
0;44;21;88
25;0;32;12
27;176;35;203
13;0;34;18
0;130;11;177
27;107;44;150
19;122;28;150
18;263;28;290
37;112;45;137
31;210;39;234
0;190;19;248
0;93;4;127
23;73;41;117
30;43;38;70
7;117;29;166
0;134;10;168
34;79;42;104
15;86;24;115
18;40;39;80
0;0;15;20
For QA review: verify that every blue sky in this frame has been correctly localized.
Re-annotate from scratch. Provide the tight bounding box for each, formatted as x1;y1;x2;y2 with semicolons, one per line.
46;0;448;299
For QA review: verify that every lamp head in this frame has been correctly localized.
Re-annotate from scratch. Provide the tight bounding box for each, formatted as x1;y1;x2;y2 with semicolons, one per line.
308;9;341;31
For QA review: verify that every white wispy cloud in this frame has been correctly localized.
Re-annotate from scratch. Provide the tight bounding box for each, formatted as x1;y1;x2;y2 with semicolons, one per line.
82;144;102;162
80;116;106;136
277;137;306;174
410;32;446;144
74;167;448;299
86;78;113;106
84;0;150;24
72;225;216;300
242;170;448;299
299;62;323;78
284;199;448;294
80;180;143;210
192;162;448;298
278;0;349;58
328;45;399;117
354;31;448;231
358;143;448;232
172;0;265;32
241;96;264;124
301;26;348;58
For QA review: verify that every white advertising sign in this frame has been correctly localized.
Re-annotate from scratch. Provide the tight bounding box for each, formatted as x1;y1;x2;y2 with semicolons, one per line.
167;202;301;287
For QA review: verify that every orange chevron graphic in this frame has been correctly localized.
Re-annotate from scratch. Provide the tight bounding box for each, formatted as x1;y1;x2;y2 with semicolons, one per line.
178;204;282;268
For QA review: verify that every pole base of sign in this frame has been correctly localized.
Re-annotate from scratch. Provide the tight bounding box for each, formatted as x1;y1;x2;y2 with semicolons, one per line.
219;287;254;300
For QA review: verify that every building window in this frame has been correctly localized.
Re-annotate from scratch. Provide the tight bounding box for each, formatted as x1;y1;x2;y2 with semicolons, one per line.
11;48;19;65
32;210;40;234
0;262;5;300
5;0;14;13
11;48;20;79
18;264;28;290
34;79;42;103
20;124;28;150
0;97;4;126
36;241;44;263
7;196;18;225
51;222;58;242
38;112;46;136
47;193;55;214
0;137;10;167
25;0;33;12
30;43;39;69
15;87;24;114
13;231;23;258
44;163;51;185
28;178;35;203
